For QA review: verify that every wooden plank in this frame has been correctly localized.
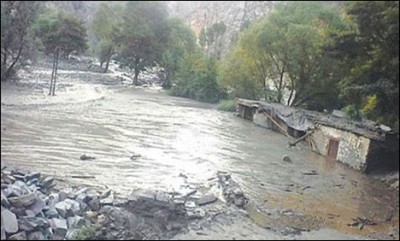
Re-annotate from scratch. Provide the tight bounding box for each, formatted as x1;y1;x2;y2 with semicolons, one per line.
289;130;314;146
262;111;290;137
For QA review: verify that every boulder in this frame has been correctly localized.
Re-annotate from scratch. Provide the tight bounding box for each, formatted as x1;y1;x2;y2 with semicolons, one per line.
12;180;31;194
80;154;96;161
65;199;81;215
25;172;41;181
55;201;70;218
196;195;218;206
1;190;10;207
67;216;85;229
48;193;59;207
50;218;68;240
27;231;45;240
100;189;111;199
88;198;100;211
187;208;206;219
40;177;54;189
27;197;46;215
18;217;49;231
44;208;59;219
9;231;26;240
1;225;5;240
100;192;114;206
2;209;18;233
128;189;156;202
3;174;16;184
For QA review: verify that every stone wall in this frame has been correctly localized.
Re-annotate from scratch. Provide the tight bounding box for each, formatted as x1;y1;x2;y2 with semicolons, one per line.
309;125;371;171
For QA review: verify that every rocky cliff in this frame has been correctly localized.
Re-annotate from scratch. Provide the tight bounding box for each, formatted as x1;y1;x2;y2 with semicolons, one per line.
168;1;274;57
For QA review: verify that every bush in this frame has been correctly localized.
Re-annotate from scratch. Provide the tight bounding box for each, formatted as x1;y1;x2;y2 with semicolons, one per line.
218;99;236;112
67;225;96;240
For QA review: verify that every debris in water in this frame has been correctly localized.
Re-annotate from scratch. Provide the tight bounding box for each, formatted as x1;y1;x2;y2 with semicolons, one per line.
130;153;141;160
302;170;318;175
80;154;95;161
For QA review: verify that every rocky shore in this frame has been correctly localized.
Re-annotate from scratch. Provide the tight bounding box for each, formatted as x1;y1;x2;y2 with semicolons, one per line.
1;167;248;240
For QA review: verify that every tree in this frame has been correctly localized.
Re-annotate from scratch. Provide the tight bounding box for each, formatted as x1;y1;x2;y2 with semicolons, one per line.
1;1;41;81
219;1;347;111
91;2;123;73
171;51;222;103
326;1;399;130
33;11;88;95
160;17;197;89
115;1;169;85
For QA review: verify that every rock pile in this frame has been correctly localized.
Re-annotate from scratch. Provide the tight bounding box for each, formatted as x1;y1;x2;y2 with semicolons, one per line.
1;168;111;240
217;171;248;208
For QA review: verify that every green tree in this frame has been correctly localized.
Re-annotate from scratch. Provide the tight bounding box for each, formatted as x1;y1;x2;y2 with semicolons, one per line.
115;1;169;85
33;11;88;95
160;17;197;89
1;1;41;81
171;51;222;103
326;1;399;130
91;2;123;73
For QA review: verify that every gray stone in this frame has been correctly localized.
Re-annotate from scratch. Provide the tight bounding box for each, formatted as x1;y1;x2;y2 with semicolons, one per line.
100;192;114;206
88;198;100;211
40;177;54;188
13;175;25;181
2;209;18;233
27;197;46;215
129;189;156;202
9;192;36;207
26;172;41;181
67;216;85;229
13;180;31;194
51;218;68;240
75;193;89;204
3;174;16;184
1;225;5;240
1;190;10;207
80;154;95;160
196;195;218;206
185;201;196;209
65;229;79;240
27;231;45;240
48;193;59;207
86;190;99;201
44;208;59;218
26;178;39;186
65;199;81;215
55;201;70;218
25;210;36;217
100;189;111;199
233;188;243;196
234;197;245;207
59;188;76;200
9;231;26;240
155;192;169;205
379;124;391;132
154;210;170;224
187;208;206;219
75;187;88;196
18;217;49;231
282;155;292;163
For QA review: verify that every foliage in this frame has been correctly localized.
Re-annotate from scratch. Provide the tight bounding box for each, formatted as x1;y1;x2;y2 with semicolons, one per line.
67;225;95;240
343;104;362;121
326;1;399;129
160;17;197;88
1;1;41;81
199;22;226;58
91;2;123;72
33;10;88;57
115;1;169;85
219;1;348;110
218;99;236;112
170;51;222;103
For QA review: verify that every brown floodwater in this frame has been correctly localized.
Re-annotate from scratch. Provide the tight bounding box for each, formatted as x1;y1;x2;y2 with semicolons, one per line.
1;66;398;239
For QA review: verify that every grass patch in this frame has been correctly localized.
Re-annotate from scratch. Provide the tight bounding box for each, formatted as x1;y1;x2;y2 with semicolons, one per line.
218;99;236;112
67;225;96;240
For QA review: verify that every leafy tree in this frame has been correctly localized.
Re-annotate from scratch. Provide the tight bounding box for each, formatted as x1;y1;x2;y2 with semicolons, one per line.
160;17;197;88
33;11;88;95
220;1;347;111
326;1;399;130
91;2;123;73
171;51;222;103
115;1;169;85
1;1;41;81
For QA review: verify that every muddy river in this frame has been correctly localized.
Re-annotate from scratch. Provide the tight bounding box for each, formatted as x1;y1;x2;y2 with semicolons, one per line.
1;62;398;240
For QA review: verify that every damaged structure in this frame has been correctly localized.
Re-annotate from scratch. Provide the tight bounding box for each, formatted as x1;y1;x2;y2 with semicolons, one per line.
236;98;399;173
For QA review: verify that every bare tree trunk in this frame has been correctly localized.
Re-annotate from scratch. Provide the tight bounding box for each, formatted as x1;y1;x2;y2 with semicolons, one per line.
104;46;112;73
5;42;24;81
287;79;295;106
277;67;285;103
133;58;139;85
49;50;56;95
52;49;59;96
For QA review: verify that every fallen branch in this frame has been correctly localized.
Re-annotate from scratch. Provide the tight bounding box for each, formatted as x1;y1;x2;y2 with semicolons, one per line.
67;175;95;179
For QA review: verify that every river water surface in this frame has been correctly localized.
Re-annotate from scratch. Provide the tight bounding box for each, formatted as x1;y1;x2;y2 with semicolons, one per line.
1;63;398;239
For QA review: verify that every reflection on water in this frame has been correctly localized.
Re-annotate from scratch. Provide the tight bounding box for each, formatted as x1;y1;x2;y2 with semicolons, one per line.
1;71;398;238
